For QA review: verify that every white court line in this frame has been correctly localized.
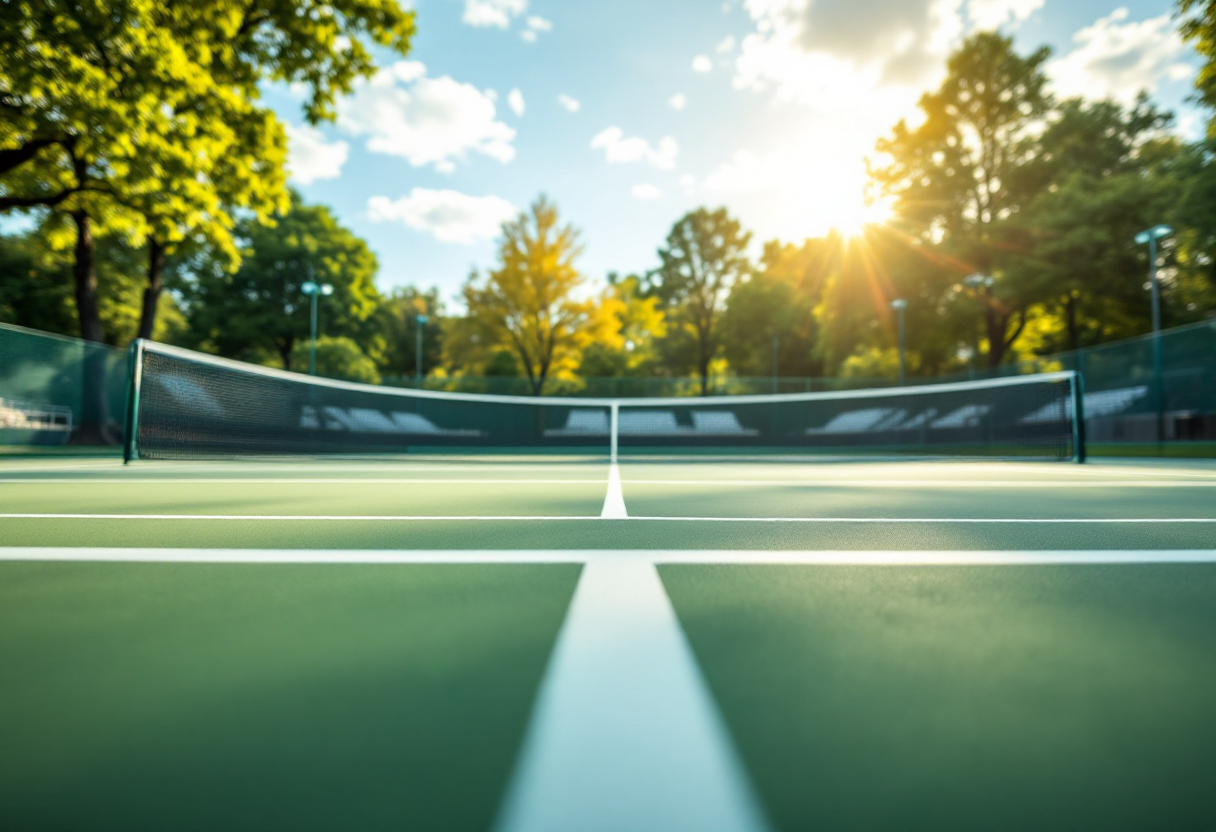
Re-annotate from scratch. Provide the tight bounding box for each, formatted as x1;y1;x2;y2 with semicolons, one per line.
2;548;1215;564
494;560;769;832
0;479;609;485
4;478;1216;488
600;464;629;519
618;480;1216;488
2;513;1214;523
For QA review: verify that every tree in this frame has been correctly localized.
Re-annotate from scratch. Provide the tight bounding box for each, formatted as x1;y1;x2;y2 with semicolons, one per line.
720;239;841;378
1180;0;1216;133
873;33;1052;367
650;207;752;394
1008;99;1181;350
577;274;666;378
463;197;619;396
289;336;380;383
0;230;76;337
1160;140;1216;321
376;287;444;381
0;0;415;346
179;192;380;370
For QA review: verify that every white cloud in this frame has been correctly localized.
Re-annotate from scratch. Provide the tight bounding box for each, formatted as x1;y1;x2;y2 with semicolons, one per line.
733;0;961;111
692;55;714;73
669;93;687;110
632;184;664;200
520;16;552;42
967;0;1043;30
679;173;697;188
508;88;526;116
368;189;517;245
284;123;349;184
1048;9;1193;104
336;61;515;171
558;94;581;112
717;35;737;53
463;0;526;28
591;127;678;169
702;149;772;194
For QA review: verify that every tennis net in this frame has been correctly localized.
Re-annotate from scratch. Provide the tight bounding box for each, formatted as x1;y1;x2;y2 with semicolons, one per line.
125;341;1085;462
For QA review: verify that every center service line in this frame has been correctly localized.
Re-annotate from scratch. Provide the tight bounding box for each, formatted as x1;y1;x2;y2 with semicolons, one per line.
493;558;770;832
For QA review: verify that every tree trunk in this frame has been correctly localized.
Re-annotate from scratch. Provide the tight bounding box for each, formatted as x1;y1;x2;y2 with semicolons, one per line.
280;337;293;371
68;209;117;445
697;319;712;396
137;238;167;340
985;307;1001;368
71;211;104;343
1064;293;1079;353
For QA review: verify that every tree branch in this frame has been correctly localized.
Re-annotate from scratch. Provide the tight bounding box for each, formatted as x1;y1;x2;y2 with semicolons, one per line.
0;186;93;211
0;138;63;176
1003;307;1028;350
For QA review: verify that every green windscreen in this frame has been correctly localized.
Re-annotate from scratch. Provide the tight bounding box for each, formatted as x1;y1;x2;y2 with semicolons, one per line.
130;342;1080;461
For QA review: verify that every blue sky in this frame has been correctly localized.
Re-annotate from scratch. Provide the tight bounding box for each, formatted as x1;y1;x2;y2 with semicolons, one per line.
268;0;1201;306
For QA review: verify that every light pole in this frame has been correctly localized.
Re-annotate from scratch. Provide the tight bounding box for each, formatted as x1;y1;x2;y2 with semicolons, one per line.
890;299;908;386
1135;224;1173;443
300;281;333;376
415;314;429;383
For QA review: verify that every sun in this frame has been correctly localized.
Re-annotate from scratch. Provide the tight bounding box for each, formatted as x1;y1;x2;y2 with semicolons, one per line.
830;195;894;239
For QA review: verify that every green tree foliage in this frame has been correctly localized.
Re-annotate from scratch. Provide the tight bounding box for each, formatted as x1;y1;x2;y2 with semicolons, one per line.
179;192;380;370
577;274;667;378
0;0;415;347
376;287;444;381
0;230;75;336
463;197;620;395
650;207;752;393
0;225;184;344
1008;100;1180;351
874;32;1052;367
839;346;913;380
1164;140;1216;319
290;336;381;384
1180;0;1216;133
719;240;829;378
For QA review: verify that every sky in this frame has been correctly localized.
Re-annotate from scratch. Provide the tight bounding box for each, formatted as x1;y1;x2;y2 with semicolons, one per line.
268;0;1202;306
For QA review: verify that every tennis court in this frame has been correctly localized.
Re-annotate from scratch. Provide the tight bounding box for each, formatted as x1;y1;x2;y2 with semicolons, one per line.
3;451;1215;832
3;343;1216;831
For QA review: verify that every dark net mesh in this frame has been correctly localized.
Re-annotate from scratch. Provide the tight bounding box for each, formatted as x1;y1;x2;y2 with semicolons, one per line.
615;377;1077;459
133;344;1078;461
135;346;610;459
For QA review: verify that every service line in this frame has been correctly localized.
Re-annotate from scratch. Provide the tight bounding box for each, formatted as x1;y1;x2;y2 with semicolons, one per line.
2;548;1216;564
2;514;1215;522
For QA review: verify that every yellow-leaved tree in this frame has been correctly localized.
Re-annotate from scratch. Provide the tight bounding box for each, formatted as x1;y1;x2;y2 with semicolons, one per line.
463;197;620;395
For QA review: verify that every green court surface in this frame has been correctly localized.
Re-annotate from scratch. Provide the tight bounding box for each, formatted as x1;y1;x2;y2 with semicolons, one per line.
0;562;580;832
662;564;1216;832
1;455;1215;831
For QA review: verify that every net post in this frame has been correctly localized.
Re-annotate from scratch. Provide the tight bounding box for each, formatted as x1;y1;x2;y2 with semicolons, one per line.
610;401;619;465
1069;370;1086;464
122;339;145;465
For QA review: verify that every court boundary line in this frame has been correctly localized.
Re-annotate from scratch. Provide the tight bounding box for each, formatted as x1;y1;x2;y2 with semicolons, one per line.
3;548;1215;564
2;513;1214;523
5;478;1216;487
